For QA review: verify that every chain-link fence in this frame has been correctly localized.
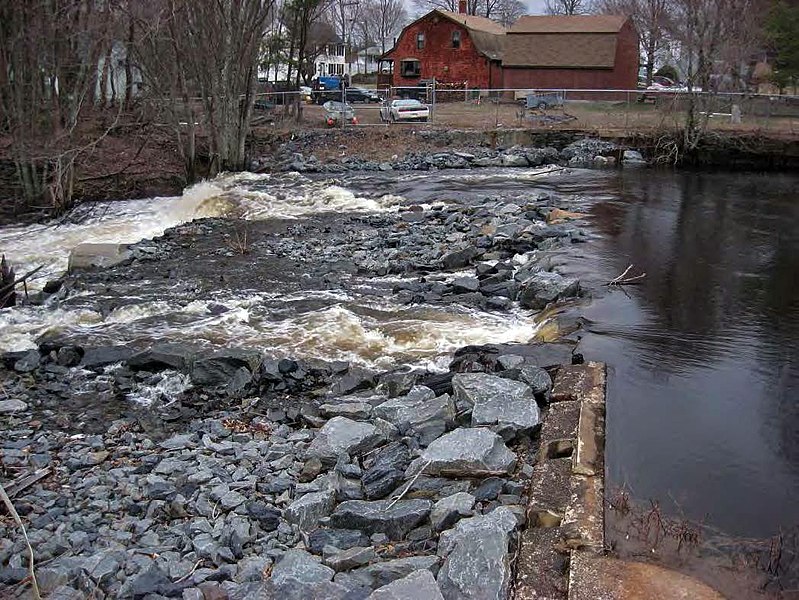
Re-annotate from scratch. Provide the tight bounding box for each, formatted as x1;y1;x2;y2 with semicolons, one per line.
243;86;799;134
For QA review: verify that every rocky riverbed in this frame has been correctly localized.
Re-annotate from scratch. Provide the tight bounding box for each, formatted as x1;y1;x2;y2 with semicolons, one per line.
0;155;597;599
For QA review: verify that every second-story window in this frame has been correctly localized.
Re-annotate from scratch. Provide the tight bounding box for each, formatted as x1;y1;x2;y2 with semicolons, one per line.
416;32;425;50
452;30;461;49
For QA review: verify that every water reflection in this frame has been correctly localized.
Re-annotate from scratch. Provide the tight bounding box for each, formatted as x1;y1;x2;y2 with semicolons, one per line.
579;169;799;538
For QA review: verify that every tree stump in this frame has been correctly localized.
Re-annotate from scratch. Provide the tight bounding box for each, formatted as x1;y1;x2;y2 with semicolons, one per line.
1;255;16;308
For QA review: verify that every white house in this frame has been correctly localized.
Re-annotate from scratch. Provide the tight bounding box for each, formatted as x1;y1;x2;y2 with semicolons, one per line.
258;28;350;83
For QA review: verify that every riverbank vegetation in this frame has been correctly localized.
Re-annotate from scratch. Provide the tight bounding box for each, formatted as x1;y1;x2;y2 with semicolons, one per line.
1;0;798;219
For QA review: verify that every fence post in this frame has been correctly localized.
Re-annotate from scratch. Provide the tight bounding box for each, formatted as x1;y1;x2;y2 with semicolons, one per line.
431;79;436;124
625;90;630;130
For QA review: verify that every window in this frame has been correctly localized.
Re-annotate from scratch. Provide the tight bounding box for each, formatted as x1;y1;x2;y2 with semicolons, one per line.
452;30;461;49
335;63;344;75
400;59;421;77
416;32;425;50
337;44;345;56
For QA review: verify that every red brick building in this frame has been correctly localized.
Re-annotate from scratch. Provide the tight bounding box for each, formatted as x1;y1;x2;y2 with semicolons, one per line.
381;7;506;89
381;10;638;92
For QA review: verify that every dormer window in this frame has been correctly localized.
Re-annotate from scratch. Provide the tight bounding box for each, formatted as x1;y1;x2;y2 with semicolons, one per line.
452;30;461;49
416;32;425;50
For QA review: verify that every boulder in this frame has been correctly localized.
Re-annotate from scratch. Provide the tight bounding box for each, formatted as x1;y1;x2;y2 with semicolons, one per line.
329;499;432;540
436;507;517;600
430;493;475;532
284;489;336;531
362;442;411;500
518;365;552;397
440;246;479;270
127;343;199;372
81;345;134;369
406;428;516;477
271;550;335;587
345;555;442;590
68;243;131;271
12;350;40;373
324;546;376;571
500;154;529;167
308;529;371;555
0;399;28;413
451;373;539;436
518;271;579;310
373;386;455;446
320;401;373;420
189;349;262;387
307;417;386;465
368;570;444;600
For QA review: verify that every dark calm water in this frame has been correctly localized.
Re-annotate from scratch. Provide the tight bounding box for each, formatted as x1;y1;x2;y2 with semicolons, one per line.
573;169;799;539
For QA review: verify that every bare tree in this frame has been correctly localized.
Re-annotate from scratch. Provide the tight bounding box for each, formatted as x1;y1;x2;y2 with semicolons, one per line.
411;0;522;22
665;0;765;151
360;0;409;53
544;0;590;15
135;0;273;179
594;0;669;85
0;0;112;212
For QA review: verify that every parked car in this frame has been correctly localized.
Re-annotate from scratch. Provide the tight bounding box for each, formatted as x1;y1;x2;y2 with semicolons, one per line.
322;101;358;127
525;92;564;110
380;98;430;123
314;88;383;104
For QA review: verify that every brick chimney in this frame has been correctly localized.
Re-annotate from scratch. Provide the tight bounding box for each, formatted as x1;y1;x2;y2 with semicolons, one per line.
458;0;467;13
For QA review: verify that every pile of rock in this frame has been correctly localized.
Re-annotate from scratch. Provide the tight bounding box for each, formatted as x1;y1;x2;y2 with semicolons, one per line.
0;344;563;599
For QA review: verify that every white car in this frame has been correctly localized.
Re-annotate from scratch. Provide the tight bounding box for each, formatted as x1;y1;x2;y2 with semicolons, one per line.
380;99;430;123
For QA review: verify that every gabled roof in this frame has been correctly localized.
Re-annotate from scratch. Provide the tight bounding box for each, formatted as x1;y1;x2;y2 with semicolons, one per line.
508;15;627;34
503;33;618;68
436;10;507;35
382;9;506;61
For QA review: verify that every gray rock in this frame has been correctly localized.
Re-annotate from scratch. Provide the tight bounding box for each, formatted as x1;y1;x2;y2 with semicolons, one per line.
406;428;516;477
518;365;552;396
220;490;247;511
622;149;646;164
440;246;479;270
373;387;454;446
324;546;376;571
368;570;444;600
320;402;373;420
473;477;505;501
307;417;386;465
362;442;411;500
190;348;262;387
430;493;475;532
246;501;281;531
284;489;336;531
451;373;539;436
0;399;28;413
127;343;198;372
500;154;529;167
329;499;432;540
377;369;420;398
120;563;181;598
451;277;479;293
81;345;134;369
436;507;518;600
347;555;441;590
271;549;335;586
308;529;371;555
68;243;131;271
518;271;579;310
13;350;40;373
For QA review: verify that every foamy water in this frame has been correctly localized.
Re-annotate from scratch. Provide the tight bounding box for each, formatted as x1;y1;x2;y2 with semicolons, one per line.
0;169;552;365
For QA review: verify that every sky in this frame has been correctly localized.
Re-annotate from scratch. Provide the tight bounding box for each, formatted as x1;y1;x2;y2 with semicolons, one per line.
526;0;548;14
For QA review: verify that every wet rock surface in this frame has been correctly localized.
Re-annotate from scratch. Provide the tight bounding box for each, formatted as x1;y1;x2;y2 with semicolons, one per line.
0;160;595;599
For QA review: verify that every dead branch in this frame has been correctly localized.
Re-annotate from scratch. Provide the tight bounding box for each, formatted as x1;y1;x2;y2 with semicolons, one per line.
607;264;647;286
0;482;41;599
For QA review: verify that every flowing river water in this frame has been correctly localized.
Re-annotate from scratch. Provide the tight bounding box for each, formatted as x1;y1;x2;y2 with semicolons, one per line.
1;166;797;545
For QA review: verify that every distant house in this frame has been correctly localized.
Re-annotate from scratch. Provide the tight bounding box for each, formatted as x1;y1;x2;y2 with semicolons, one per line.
380;8;638;92
381;4;506;89
503;15;638;91
259;24;349;83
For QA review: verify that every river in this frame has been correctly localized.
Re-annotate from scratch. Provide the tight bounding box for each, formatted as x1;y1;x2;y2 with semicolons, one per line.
1;166;797;544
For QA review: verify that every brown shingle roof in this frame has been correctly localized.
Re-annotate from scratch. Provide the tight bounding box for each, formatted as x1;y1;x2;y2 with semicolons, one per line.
437;10;507;35
502;32;618;68
508;15;627;34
